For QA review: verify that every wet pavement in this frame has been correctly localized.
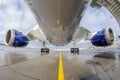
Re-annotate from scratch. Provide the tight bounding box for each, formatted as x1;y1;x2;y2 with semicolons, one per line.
0;46;120;80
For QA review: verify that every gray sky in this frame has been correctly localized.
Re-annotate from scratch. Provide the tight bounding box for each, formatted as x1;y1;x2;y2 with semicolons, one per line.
0;0;119;48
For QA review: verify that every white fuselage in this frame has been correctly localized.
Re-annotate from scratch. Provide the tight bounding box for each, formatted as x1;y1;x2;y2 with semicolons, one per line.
25;0;90;46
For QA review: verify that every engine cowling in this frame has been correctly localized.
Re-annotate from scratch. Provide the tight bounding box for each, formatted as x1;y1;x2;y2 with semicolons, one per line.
91;28;114;46
5;29;29;47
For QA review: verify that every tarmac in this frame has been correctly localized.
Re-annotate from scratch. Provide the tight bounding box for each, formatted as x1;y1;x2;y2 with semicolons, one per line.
0;45;120;80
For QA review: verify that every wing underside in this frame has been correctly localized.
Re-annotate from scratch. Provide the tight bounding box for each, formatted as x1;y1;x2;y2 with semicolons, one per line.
72;27;91;42
91;0;120;24
27;25;46;42
27;26;91;44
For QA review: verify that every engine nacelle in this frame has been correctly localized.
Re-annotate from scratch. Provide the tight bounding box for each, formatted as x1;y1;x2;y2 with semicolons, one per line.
91;28;114;46
5;29;29;47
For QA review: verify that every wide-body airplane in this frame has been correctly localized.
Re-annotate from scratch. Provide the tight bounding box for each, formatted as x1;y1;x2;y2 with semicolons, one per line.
5;0;114;54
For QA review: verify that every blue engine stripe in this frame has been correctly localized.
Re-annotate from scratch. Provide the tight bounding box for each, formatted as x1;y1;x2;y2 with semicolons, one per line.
91;28;109;46
12;30;29;47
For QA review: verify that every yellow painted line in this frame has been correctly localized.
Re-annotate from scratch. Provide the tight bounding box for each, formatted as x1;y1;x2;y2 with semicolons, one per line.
58;53;64;80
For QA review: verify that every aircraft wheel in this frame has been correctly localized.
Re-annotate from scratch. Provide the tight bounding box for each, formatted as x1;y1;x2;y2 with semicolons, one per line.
70;48;79;55
41;48;49;55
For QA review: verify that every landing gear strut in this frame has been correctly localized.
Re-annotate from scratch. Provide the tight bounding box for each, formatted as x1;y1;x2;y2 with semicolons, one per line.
70;40;79;55
70;48;79;54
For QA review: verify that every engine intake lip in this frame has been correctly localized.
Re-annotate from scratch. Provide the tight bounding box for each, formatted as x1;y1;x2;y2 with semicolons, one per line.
5;29;15;46
105;27;114;45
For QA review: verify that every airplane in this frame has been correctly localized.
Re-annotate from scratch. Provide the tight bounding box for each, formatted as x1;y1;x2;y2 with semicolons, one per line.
4;0;115;55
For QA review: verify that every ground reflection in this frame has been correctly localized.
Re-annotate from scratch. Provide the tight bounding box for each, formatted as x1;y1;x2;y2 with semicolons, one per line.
0;47;120;80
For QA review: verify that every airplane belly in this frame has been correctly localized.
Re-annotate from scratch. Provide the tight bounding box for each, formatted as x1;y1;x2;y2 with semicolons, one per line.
25;0;89;46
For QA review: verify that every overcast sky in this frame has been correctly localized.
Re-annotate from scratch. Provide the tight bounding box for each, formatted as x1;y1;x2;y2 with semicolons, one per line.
0;0;120;48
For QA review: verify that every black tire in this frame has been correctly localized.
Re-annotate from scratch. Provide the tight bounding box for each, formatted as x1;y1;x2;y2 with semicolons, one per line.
70;48;79;55
41;48;50;55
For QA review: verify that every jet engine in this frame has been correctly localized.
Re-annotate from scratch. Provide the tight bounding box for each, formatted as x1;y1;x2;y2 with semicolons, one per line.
5;29;29;47
91;28;114;46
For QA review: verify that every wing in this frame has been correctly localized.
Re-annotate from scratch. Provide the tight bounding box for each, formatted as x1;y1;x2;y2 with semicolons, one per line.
72;27;91;42
91;0;120;23
27;25;46;42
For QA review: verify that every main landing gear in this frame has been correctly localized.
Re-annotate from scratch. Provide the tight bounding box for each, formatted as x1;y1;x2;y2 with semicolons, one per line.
70;40;79;55
70;48;79;55
41;41;50;55
41;48;49;55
